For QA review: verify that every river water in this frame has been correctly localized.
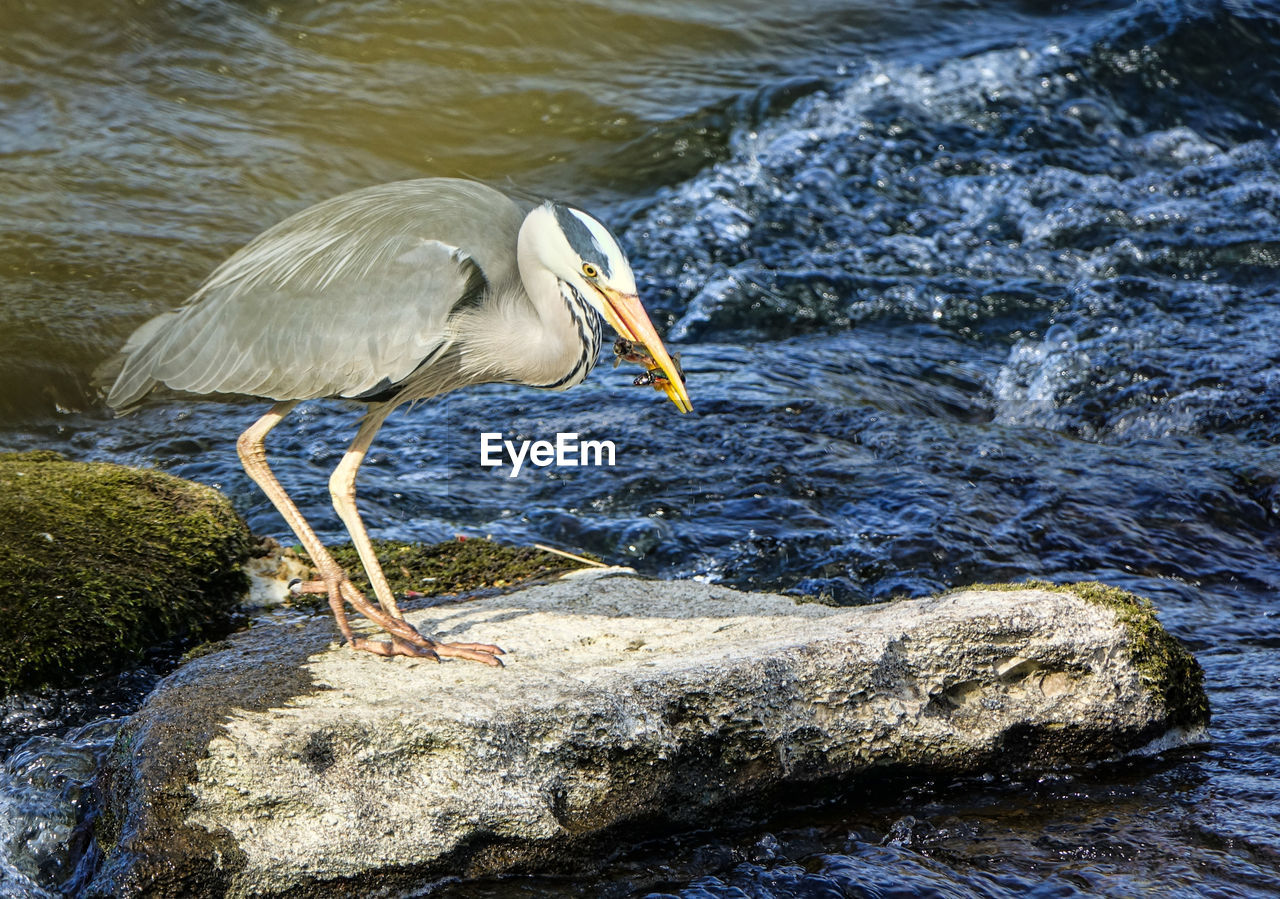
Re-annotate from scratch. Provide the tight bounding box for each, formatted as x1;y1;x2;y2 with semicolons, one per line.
2;0;1279;895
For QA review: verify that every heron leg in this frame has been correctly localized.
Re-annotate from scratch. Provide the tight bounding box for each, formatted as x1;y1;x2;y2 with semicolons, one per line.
327;404;504;666
327;403;405;620
238;402;355;638
237;403;473;662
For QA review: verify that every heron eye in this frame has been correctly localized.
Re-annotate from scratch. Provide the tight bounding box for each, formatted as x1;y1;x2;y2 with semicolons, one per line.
581;263;598;278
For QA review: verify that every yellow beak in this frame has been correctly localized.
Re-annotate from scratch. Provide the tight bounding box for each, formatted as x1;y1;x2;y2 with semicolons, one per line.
598;286;692;413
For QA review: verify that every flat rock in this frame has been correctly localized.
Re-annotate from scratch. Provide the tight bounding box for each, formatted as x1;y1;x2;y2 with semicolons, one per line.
85;573;1207;898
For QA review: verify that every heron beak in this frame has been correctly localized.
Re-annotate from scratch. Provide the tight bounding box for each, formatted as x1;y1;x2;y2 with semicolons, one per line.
598;286;692;413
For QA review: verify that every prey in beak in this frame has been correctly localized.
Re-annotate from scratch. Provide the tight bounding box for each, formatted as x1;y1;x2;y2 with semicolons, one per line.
616;338;686;403
596;286;692;413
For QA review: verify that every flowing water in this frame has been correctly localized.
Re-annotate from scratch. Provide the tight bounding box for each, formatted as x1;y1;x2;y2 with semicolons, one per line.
3;0;1280;894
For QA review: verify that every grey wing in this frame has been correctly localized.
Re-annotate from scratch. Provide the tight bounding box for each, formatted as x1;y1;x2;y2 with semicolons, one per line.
106;178;527;409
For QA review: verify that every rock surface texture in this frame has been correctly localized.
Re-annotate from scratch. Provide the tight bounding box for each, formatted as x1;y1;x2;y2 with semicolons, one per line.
0;451;250;694
86;572;1207;898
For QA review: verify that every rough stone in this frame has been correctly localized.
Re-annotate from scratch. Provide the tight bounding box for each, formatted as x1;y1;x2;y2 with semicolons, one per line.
84;572;1207;898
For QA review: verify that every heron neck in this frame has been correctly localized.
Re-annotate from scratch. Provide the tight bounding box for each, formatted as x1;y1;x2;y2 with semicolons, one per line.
513;212;601;388
515;211;573;331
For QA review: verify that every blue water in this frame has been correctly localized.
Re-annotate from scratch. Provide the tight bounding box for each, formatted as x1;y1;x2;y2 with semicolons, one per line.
3;0;1280;895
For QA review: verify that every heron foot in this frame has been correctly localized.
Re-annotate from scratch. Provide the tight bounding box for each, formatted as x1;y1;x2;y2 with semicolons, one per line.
349;635;440;660
290;577;505;666
292;576;434;645
348;635;504;666
433;640;506;665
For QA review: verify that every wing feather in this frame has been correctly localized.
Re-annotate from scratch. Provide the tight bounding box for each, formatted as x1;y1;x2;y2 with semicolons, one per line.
106;178;529;409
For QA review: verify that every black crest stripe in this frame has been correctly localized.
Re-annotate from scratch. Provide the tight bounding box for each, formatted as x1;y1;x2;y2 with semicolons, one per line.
552;205;612;278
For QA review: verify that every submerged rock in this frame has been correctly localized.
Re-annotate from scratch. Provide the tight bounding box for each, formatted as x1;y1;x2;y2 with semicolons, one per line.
0;451;251;695
84;573;1206;898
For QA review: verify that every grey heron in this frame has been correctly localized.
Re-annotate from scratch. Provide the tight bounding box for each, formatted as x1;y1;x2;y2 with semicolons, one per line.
104;177;691;666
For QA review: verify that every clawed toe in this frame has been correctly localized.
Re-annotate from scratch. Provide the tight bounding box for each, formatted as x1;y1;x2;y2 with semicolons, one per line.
348;633;504;666
432;642;505;666
438;641;505;656
350;635;441;661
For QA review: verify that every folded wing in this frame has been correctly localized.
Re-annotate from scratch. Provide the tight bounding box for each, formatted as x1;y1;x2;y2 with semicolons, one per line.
106;178;527;409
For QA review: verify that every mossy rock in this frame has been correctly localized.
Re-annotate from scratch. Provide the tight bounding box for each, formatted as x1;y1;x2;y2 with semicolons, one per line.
0;451;252;694
956;579;1209;729
293;538;593;611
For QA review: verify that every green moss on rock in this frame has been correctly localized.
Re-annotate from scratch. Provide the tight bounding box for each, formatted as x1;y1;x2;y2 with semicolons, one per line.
956;579;1209;728
0;451;252;694
294;538;591;610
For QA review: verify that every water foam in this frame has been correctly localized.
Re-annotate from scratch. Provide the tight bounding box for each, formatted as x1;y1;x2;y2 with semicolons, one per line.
623;2;1280;443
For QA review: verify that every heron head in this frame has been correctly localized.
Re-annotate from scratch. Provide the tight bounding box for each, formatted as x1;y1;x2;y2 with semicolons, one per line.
521;202;692;413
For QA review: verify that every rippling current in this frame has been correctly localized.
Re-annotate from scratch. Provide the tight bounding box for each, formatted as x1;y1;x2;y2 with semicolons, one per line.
3;0;1280;895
